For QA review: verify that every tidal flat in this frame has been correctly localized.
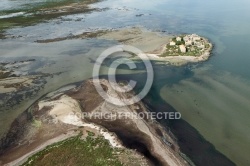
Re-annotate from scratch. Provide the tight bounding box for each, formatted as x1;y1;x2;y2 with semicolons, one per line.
1;0;250;165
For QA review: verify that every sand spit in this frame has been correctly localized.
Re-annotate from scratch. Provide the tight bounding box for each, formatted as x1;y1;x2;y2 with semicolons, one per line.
67;79;189;166
0;79;189;166
38;94;122;148
98;27;172;53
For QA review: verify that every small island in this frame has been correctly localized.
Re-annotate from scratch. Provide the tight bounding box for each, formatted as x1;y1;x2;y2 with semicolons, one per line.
162;34;212;57
95;28;213;66
144;34;213;66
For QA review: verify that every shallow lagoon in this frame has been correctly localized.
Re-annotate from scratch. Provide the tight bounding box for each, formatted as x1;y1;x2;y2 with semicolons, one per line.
1;0;250;165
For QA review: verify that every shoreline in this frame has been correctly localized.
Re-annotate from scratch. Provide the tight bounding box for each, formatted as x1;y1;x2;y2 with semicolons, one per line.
126;32;213;66
5;124;123;166
0;79;189;166
0;74;237;166
115;73;236;166
5;131;79;166
146;39;213;65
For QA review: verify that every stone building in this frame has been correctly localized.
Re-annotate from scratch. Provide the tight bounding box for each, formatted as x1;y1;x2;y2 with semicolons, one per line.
170;41;176;46
176;37;182;42
179;45;186;53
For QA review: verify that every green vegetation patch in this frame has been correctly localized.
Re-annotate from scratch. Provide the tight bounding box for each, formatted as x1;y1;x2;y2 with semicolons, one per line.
160;36;207;57
171;37;185;45
0;0;100;38
161;44;202;57
32;119;42;128
22;133;123;166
